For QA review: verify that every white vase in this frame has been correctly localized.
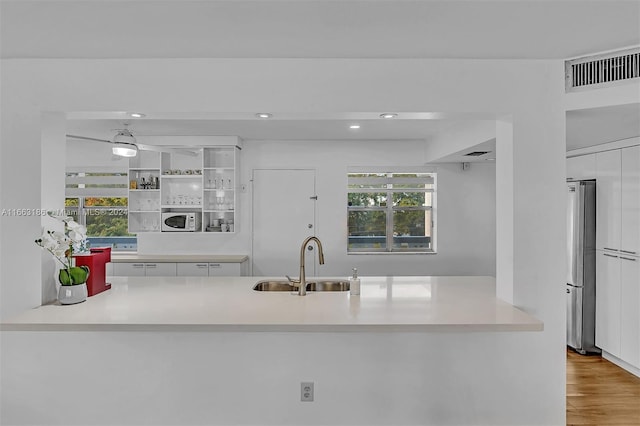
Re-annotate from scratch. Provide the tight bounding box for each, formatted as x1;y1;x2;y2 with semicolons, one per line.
58;283;87;305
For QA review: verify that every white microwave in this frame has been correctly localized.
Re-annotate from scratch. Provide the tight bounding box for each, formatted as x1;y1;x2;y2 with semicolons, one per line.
161;212;201;232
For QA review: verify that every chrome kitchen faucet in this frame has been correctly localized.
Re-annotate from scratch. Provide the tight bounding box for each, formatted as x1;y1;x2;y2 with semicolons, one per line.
286;236;325;296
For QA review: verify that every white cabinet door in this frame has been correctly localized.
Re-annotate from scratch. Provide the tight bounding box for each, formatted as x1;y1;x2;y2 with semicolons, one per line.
620;255;640;368
621;146;640;256
208;263;241;276
144;263;176;276
567;154;597;181
113;263;146;276
176;263;210;276
596;250;622;357
596;150;622;251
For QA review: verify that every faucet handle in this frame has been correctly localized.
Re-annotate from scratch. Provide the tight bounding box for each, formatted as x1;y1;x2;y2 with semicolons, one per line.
286;275;301;286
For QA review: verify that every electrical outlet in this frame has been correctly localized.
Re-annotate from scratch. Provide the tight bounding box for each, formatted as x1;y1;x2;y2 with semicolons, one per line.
301;381;314;402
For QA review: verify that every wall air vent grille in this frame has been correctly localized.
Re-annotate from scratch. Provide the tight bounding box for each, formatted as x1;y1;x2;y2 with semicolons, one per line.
464;151;490;157
566;48;640;92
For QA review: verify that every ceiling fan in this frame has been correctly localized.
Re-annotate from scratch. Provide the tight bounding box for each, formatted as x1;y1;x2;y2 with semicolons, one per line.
66;125;197;157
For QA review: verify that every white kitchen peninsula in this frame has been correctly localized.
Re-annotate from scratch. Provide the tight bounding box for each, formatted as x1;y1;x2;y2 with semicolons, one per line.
1;276;544;425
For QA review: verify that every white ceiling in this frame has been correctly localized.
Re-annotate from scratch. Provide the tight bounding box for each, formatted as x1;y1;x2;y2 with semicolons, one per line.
5;0;639;158
2;0;639;60
66;115;485;141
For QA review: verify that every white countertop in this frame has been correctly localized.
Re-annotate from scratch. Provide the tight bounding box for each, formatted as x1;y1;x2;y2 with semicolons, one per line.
110;253;248;263
1;276;543;332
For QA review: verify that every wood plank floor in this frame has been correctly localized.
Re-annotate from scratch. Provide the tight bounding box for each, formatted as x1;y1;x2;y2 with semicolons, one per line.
567;349;640;425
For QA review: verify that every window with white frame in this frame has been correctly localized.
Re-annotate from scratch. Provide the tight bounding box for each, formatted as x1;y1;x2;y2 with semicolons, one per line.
347;171;436;253
65;169;136;251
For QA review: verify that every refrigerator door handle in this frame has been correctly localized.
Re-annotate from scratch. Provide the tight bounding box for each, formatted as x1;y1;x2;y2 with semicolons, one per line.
620;256;637;261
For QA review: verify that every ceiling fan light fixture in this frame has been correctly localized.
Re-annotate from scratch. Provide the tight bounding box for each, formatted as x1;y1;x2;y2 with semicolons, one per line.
113;129;137;144
112;143;138;157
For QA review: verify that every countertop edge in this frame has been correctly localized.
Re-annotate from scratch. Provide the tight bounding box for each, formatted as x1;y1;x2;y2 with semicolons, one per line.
110;254;249;263
0;323;544;333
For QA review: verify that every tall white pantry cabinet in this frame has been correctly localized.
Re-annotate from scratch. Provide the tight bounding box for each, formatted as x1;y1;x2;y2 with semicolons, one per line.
591;144;640;370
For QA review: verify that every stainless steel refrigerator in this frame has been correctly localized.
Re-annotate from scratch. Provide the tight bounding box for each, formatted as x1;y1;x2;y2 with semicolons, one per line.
566;180;599;354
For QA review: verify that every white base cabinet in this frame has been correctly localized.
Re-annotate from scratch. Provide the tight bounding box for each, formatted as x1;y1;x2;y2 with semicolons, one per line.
594;144;640;370
596;250;622;358
114;262;243;277
176;263;210;276
207;262;241;276
176;262;241;276
620;254;640;368
597;252;640;368
113;263;177;277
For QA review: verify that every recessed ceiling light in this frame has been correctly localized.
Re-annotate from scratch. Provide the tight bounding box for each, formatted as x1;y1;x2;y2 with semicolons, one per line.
256;113;272;119
379;113;397;119
128;112;145;118
349;124;361;129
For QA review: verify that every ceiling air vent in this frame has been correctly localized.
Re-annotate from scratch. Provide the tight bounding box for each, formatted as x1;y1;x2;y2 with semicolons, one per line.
566;47;640;92
464;151;490;157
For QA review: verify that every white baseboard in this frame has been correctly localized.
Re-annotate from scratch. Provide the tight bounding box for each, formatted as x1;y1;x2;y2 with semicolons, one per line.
601;350;640;378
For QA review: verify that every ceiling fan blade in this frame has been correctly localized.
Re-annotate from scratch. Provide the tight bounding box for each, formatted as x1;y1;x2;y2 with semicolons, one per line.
66;134;112;144
136;143;199;157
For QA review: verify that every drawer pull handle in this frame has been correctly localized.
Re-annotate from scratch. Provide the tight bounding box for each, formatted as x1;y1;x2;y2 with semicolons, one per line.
196;264;208;268
210;263;221;268
147;264;156;268
604;247;619;252
133;264;144;268
620;256;637;261
603;253;619;258
620;250;637;255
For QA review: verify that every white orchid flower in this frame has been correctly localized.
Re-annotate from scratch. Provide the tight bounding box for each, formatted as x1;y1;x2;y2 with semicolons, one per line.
37;210;88;268
41;233;58;251
68;230;86;242
66;220;82;231
51;231;69;244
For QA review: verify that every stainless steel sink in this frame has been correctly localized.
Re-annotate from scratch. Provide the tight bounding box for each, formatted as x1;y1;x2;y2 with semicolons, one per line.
306;280;350;291
253;279;350;292
252;281;297;292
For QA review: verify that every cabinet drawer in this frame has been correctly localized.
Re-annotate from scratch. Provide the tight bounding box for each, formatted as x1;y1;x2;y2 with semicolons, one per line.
144;263;177;276
208;263;241;276
177;263;210;276
113;263;146;276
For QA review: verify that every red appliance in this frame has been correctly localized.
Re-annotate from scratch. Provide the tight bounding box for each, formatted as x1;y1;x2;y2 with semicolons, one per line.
74;247;112;297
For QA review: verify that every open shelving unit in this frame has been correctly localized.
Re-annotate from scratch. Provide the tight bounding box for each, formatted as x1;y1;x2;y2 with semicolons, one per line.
127;145;240;233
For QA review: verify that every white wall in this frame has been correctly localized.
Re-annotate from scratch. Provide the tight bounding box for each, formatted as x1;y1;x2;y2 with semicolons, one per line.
1;57;566;424
133;139;496;277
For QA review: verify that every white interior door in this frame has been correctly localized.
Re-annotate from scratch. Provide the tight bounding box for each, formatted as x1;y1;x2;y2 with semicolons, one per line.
252;169;316;276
